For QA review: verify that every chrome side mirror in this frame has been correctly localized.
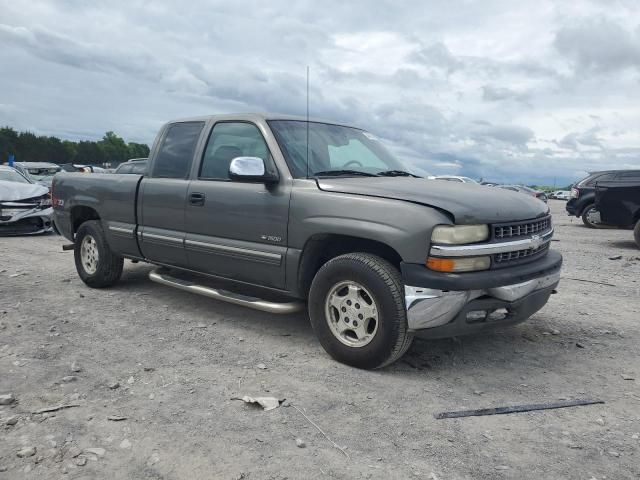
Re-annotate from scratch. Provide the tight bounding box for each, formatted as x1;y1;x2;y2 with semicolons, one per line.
228;157;279;183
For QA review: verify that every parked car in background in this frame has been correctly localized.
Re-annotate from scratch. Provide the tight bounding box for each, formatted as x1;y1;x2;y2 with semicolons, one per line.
114;158;148;174
595;182;640;248
567;170;640;228
0;165;53;235
550;190;571;200
497;185;548;203
427;175;479;184
0;165;33;184
9;162;61;189
59;164;104;173
52;113;561;369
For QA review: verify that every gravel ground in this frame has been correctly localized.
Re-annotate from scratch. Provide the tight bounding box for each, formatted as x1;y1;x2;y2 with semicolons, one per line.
1;200;639;479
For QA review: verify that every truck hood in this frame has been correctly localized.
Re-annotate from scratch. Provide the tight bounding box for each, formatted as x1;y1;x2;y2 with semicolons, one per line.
0;180;48;201
316;177;549;224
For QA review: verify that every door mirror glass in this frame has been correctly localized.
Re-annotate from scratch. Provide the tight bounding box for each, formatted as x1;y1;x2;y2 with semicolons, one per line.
229;157;278;183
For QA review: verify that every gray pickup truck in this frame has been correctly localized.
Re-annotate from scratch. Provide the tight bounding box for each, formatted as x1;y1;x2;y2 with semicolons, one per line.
52;113;562;368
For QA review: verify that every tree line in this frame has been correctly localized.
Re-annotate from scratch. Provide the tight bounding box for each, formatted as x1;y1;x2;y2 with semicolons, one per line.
0;127;150;166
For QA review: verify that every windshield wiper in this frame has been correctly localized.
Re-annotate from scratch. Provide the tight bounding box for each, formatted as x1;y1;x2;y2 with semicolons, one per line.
377;170;421;178
313;170;379;177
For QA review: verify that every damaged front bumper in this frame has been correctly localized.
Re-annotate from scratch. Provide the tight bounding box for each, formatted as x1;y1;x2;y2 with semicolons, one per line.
402;251;562;338
0;206;54;235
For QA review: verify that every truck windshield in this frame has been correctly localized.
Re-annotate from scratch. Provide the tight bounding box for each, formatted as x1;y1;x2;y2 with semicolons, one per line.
268;120;412;178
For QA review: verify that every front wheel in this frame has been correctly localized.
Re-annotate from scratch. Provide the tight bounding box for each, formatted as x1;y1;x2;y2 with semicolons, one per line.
74;220;124;288
634;220;640;249
308;253;413;369
581;205;601;228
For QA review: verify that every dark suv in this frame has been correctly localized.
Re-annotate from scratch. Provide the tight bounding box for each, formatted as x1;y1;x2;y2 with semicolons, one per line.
566;170;640;227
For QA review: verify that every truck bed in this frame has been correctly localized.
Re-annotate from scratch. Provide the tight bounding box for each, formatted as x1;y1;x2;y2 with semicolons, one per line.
53;172;143;258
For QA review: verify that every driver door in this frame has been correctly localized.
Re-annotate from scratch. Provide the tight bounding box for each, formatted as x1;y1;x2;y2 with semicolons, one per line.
184;121;290;289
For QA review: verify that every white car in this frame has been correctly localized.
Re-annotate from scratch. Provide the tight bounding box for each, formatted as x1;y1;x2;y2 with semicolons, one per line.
551;190;571;200
427;175;478;184
0;166;53;235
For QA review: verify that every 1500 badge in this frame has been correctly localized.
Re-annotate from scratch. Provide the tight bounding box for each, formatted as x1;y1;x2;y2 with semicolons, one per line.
260;235;282;243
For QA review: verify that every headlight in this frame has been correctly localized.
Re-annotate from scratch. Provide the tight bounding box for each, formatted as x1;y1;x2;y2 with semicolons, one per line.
426;256;491;273
39;196;52;206
431;224;489;244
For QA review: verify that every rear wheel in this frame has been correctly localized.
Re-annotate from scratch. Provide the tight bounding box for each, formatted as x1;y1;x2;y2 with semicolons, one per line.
634;220;640;249
581;204;601;228
74;220;124;288
308;253;413;369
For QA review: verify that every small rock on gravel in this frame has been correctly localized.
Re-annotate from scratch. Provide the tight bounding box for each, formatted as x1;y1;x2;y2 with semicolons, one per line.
621;373;635;380
609;255;622;260
107;415;127;421
67;446;82;458
256;363;267;370
62;375;77;383
70;361;82;373
0;393;16;405
5;415;19;426
84;447;105;457
296;438;306;448
608;450;620;458
127;376;135;385
575;342;585;349
108;382;120;390
119;439;132;449
17;446;36;458
76;457;87;466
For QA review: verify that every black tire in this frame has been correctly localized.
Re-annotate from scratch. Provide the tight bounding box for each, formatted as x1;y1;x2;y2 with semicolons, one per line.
634;220;640;249
308;253;413;369
74;220;124;288
581;204;600;228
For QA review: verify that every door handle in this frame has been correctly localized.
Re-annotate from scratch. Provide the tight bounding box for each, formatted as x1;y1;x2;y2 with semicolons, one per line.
189;192;205;206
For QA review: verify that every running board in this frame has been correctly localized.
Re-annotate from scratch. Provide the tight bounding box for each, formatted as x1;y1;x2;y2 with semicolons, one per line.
148;269;304;314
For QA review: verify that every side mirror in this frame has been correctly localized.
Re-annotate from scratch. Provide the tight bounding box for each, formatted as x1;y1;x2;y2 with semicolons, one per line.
228;157;279;183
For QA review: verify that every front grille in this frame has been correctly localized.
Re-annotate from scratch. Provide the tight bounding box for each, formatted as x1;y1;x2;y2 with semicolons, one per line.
493;243;550;268
494;215;551;240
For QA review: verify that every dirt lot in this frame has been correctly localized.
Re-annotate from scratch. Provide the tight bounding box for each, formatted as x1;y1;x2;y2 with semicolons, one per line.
1;200;639;479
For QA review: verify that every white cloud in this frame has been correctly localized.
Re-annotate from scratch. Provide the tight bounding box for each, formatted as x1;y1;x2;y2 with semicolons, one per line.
0;0;639;184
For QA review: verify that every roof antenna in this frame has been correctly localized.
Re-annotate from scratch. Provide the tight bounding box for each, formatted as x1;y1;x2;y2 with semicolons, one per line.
306;65;310;179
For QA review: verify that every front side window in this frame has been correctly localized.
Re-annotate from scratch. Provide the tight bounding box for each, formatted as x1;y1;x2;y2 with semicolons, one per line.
200;122;270;180
268;120;407;178
152;122;204;178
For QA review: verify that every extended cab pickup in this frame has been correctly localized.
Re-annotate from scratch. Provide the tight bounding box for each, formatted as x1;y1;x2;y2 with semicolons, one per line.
53;114;562;368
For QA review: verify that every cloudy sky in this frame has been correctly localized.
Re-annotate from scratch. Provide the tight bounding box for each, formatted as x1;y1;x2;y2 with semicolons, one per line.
1;0;639;185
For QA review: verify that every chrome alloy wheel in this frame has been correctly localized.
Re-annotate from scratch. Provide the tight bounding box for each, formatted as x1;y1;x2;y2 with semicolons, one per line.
324;280;379;347
80;234;99;275
585;206;601;225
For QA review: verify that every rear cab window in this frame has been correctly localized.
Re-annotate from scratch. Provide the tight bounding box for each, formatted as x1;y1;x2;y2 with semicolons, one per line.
151;122;204;178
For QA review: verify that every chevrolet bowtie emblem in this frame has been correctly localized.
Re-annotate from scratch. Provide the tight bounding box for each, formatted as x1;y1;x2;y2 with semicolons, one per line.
530;234;542;249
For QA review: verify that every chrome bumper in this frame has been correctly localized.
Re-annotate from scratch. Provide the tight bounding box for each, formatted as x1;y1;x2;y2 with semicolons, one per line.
405;270;560;331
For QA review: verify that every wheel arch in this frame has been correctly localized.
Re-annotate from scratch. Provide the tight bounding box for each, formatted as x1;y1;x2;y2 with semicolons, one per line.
71;205;100;237
297;233;403;298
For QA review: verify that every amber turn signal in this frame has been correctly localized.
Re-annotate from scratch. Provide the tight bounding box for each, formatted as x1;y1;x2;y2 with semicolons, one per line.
426;257;456;272
426;256;491;273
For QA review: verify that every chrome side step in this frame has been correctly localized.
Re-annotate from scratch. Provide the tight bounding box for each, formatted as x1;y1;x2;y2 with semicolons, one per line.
148;269;305;314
